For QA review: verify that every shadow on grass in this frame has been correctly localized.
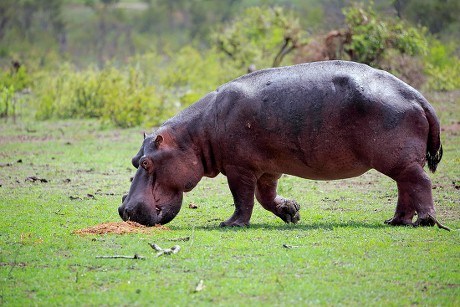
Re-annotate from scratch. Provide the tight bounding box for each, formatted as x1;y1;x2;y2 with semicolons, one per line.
171;220;393;232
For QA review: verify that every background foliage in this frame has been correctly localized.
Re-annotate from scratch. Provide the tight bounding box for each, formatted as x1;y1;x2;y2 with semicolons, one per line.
0;0;459;127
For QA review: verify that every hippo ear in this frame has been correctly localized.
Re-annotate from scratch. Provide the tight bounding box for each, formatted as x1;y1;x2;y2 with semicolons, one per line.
143;132;147;140
154;135;163;148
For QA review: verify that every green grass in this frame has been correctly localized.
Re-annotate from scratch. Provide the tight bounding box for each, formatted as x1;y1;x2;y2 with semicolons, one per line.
1;91;459;306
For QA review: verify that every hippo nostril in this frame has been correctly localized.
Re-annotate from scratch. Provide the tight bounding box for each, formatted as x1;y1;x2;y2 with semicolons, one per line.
118;206;132;221
118;206;125;219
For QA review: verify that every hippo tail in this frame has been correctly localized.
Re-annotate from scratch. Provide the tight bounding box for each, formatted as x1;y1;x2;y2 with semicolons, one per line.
423;100;443;173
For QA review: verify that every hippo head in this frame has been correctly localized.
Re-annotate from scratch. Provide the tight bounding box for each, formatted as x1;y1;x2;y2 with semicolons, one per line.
118;129;203;226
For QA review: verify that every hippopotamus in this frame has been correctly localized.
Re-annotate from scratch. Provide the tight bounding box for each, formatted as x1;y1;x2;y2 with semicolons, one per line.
119;60;446;229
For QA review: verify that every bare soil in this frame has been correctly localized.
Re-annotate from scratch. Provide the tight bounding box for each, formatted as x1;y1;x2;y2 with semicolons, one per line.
73;221;169;235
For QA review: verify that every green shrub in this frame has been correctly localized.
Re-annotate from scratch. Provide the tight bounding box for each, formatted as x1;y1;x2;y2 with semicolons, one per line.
33;64;161;128
213;6;305;69
0;85;15;118
424;40;460;91
380;50;426;89
0;64;30;118
30;45;247;128
99;67;159;128
343;2;427;66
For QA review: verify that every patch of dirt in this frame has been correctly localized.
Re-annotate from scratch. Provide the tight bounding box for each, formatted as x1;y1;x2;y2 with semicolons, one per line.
441;122;460;134
0;134;60;145
73;221;169;235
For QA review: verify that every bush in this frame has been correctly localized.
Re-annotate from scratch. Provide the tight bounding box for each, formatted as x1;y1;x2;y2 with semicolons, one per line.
424;40;460;91
0;64;30;118
33;63;160;128
0;85;15;118
379;50;426;89
31;47;241;128
213;6;305;69
343;2;427;66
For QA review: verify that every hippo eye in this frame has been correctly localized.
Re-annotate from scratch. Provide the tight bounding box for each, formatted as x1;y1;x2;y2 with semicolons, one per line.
140;157;153;171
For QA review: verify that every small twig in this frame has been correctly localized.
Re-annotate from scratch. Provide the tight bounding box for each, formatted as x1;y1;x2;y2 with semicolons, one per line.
283;244;300;249
167;237;190;242
160;246;181;256
96;254;145;260
148;243;181;257
149;243;163;252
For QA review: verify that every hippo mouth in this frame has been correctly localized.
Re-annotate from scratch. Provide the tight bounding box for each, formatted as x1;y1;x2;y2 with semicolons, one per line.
118;194;183;226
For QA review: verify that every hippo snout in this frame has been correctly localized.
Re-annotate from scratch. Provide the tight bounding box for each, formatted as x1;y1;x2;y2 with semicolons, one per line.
118;194;184;226
118;203;129;221
118;194;130;220
118;200;158;226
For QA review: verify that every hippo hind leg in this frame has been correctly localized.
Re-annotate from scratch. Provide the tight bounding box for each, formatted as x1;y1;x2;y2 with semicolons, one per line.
255;174;300;224
385;163;436;227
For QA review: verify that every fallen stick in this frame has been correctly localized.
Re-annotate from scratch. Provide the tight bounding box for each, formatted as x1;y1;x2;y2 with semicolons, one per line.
148;243;181;257
96;254;145;260
283;244;300;248
167;237;190;242
149;243;163;252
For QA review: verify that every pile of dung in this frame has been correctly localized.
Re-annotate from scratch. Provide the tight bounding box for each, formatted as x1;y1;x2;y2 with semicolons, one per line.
73;221;169;235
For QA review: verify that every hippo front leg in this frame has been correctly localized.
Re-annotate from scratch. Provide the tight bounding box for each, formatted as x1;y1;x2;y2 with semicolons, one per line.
255;174;300;224
220;166;257;227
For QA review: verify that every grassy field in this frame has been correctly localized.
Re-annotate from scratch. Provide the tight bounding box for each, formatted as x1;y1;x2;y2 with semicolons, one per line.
1;91;459;306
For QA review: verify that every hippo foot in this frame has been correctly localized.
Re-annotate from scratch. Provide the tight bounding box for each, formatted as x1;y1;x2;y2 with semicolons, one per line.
219;220;249;227
276;199;300;224
414;214;451;231
413;214;436;227
384;217;413;226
